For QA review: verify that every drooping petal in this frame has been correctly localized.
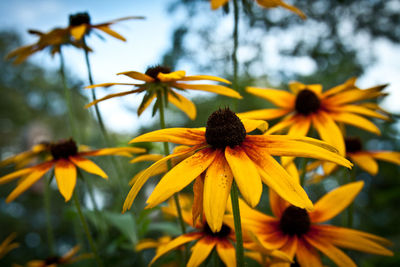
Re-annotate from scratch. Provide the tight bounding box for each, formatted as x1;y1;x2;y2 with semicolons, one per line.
371;151;400;165
309;181;364;223
84;89;143;108
330;112;381;135
6;162;53;202
246;87;295;109
96;25;126;41
55;159;77;202
0;168;33;185
146;148;217;208
242;144;313;210
204;150;233;232
256;0;306;19
312;112;345;155
313;225;393;256
348;153;378;175
85;82;139;89
245;135;352;168
287;116;311;137
158;70;186;82
180;75;231;84
117;71;154;82
122;146;198;213
238;108;291;121
187;237;216;267
304;235;356;267
150;233;202;266
174;83;242;99
69;156;107;179
225;146;262;208
269;188;290;218
329;105;389;120
70;24;87;40
168;91;196;120
129;154;163;164
81;147;146;157
216;239;236;267
241;118;269;133
296;238;323;267
129;128;206;145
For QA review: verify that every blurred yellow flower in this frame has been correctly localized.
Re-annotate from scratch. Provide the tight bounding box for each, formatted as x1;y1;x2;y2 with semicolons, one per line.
123;108;352;232
0;139;145;202
85;65;241;120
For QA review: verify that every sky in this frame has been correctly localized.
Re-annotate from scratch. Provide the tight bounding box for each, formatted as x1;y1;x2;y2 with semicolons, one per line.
1;0;399;133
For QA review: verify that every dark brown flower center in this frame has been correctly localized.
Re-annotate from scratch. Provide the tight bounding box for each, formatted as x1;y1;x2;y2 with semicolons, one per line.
44;256;61;265
145;65;171;81
203;223;231;237
345;137;363;153
205;108;246;149
295;89;321;115
50;139;78;160
69;12;91;26
279;206;310;236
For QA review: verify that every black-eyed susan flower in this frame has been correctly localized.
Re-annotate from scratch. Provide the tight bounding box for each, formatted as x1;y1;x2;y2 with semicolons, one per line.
240;78;389;156
0;233;19;259
308;137;400;182
0;138;145;202
238;181;393;266
210;0;306;19
19;245;91;267
85;65;242;120
123;108;352;232
150;196;289;267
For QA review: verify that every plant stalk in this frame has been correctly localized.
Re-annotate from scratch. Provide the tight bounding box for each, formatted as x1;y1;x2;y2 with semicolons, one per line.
230;181;244;267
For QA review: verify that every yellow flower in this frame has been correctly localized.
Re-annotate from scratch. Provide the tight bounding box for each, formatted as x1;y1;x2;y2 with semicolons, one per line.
0;233;19;259
123;108;352;232
85;65;242;120
210;0;306;19
308;137;400;182
240;78;389;156
237;180;393;266
6;13;143;64
0;139;145;202
21;245;91;267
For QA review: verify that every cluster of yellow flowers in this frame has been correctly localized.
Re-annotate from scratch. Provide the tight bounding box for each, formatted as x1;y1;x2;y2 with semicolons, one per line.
1;1;398;267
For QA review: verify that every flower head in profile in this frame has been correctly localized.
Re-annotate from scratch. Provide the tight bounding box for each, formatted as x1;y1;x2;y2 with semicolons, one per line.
240;78;389;156
6;13;143;64
308;137;400;182
85;66;242;120
123;108;351;232
0;233;19;259
238;180;393;266
210;0;306;19
17;245;91;267
0;138;145;202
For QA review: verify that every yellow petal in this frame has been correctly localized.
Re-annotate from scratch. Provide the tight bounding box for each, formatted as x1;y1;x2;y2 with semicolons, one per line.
348;153;378;175
180;75;231;84
330;105;389;120
322;77;357;97
82;147;146;157
130;154;163;164
265;115;295;134
331;112;381;135
146;148;217;208
371;151;400;165
246;135;352;168
192;176;204;226
216;240;236;267
245;147;313;210
287;116;311;137
315;225;393;256
256;0;306;19
211;0;230;10
55;159;77;202
296;239;323;267
158;70;186;82
312;112;345;155
238;108;290;121
85;90;140;108
69;156;107;179
85;82;138;89
309;181;364;223
240;118;269;133
204;151;233;232
96;25;126;41
269;188;289;218
150;233;202;266
304;235;356;267
129;128;205;146
6;163;53;202
174;83;242;99
187;237;216;267
135;239;159;251
246;87;295;109
70;25;87;40
168;91;196;120
225;146;262;208
122;146;196;213
0;168;33;185
117;71;154;82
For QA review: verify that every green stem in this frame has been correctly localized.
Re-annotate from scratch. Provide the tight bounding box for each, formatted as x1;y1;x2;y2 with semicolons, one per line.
73;192;103;267
232;0;240;111
44;173;55;254
347;168;357;227
230;181;244;267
